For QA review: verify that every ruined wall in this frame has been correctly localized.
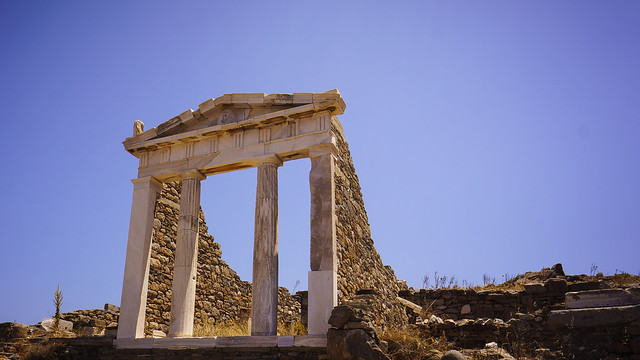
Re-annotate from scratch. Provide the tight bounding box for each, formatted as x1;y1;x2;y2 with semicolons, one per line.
145;182;300;334
333;126;408;328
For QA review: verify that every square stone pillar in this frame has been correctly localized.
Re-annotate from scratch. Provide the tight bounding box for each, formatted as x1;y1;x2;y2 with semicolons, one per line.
251;156;282;336
117;176;162;339
308;146;338;335
169;170;206;337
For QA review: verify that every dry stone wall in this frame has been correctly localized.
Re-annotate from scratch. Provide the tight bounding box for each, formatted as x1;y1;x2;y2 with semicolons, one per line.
332;126;408;329
145;181;300;334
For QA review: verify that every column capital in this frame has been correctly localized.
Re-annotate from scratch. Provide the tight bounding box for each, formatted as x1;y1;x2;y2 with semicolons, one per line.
258;155;283;167
308;143;338;159
130;176;163;192
180;170;206;181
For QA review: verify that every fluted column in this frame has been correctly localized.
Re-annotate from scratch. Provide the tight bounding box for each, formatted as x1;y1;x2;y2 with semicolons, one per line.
251;156;282;336
118;176;162;339
308;145;338;335
169;170;206;337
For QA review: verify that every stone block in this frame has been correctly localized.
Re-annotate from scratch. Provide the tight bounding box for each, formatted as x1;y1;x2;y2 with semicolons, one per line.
566;288;640;309
308;270;337;335
82;326;105;336
524;283;546;294
41;318;73;332
327;329;389;360
328;306;353;329
545;278;568;293
460;304;471;315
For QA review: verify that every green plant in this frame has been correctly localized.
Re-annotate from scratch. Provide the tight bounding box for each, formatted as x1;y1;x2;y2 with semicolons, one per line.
53;285;63;334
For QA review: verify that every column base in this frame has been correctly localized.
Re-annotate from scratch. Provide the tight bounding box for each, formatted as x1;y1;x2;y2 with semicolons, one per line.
308;270;337;335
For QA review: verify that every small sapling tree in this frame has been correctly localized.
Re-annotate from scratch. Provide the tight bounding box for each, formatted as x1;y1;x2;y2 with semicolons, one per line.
53;284;63;334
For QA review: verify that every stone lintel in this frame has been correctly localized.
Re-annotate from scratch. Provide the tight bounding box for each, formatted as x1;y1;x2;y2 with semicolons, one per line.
136;130;334;182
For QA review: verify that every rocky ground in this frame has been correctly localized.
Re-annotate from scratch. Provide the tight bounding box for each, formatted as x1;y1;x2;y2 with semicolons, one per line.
2;265;639;360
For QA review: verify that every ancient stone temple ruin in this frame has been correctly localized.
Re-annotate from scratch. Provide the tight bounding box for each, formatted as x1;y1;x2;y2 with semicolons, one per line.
116;90;405;348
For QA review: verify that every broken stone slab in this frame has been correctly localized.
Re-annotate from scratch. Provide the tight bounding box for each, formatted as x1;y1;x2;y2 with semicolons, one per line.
549;304;640;328
104;303;120;313
40;318;73;332
395;296;422;316
565;288;640;309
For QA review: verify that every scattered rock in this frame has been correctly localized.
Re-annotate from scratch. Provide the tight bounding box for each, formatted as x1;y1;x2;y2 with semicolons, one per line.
0;322;29;341
460;304;471;315
104;303;119;312
41;318;73;332
441;349;467;359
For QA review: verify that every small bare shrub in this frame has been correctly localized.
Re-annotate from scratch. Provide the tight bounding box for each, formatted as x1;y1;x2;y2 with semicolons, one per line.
482;274;495;286
422;274;430;289
52;285;63;334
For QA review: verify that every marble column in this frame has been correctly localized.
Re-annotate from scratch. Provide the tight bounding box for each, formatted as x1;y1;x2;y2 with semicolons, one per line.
117;176;162;339
308;146;338;335
251;156;282;336
169;170;206;337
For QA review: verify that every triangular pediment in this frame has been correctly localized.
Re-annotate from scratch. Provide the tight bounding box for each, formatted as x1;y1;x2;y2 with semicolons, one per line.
123;90;344;153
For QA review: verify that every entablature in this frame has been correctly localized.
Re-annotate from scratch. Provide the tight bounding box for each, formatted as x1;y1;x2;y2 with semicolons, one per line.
123;90;345;182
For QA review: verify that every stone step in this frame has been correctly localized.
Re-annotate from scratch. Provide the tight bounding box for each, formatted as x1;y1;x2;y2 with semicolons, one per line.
549;304;640;329
565;287;640;309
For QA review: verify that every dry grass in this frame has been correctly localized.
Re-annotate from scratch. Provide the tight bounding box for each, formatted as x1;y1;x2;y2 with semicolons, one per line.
277;320;307;336
193;321;249;337
193;320;306;337
381;327;450;360
608;272;640;287
19;341;67;360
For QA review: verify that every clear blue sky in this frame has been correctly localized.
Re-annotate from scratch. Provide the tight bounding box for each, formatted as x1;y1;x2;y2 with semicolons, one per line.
1;1;638;325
